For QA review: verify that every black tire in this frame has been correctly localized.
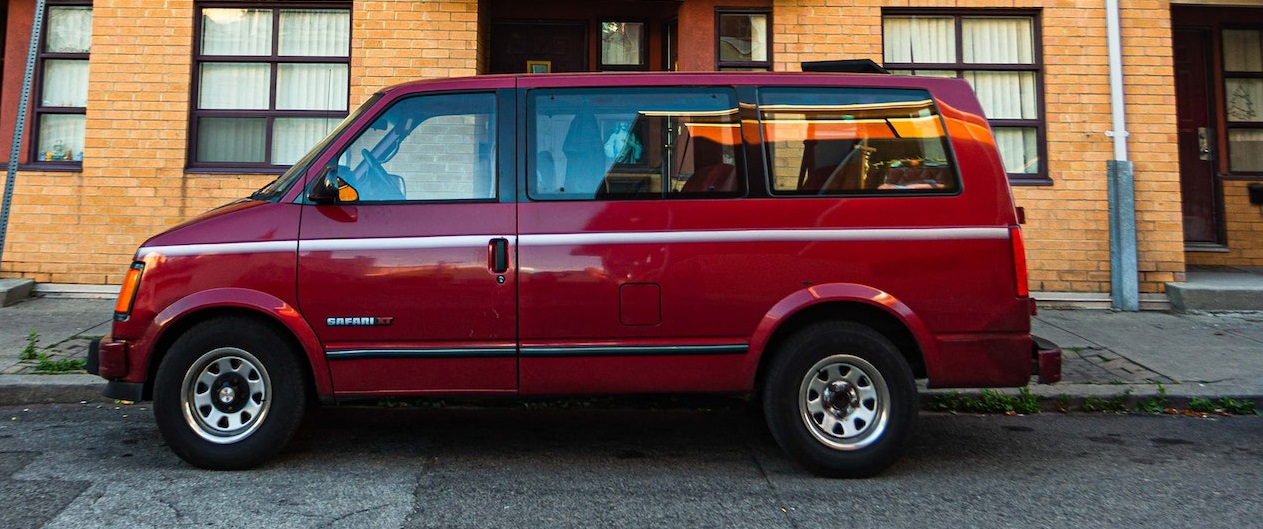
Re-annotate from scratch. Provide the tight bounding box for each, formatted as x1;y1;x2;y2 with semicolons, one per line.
762;321;917;478
152;317;308;470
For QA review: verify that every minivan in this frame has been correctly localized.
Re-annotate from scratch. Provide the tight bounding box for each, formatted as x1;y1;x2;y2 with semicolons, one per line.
91;72;1061;478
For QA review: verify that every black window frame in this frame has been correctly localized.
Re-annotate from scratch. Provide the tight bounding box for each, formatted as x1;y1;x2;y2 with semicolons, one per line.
30;0;93;170
598;20;650;72
188;1;352;174
1222;26;1263;177
715;8;773;71
881;9;1049;185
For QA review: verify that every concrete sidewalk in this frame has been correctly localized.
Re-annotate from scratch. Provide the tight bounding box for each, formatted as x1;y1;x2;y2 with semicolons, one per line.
1;295;1261;409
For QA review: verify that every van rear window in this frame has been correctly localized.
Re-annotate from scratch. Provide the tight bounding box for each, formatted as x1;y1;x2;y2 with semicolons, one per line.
528;87;744;200
759;88;959;195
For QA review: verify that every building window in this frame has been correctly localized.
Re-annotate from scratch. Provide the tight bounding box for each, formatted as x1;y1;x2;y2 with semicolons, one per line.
883;12;1046;184
716;10;770;71
1224;28;1263;173
600;21;647;71
32;2;92;166
191;4;351;170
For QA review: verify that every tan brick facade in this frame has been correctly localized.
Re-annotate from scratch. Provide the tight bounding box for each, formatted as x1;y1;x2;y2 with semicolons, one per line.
0;0;1255;298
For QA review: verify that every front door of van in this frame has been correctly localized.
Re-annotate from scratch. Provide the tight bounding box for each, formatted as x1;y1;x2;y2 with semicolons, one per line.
297;88;518;396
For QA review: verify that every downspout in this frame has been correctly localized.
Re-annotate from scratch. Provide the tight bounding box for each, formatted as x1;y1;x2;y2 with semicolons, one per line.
0;0;48;270
1105;0;1139;311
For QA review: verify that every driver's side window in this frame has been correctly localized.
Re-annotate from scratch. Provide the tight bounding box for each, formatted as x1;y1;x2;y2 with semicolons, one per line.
335;93;497;202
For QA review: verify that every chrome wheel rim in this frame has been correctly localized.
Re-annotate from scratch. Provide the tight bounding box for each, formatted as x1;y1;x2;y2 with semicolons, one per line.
798;354;890;451
180;347;271;444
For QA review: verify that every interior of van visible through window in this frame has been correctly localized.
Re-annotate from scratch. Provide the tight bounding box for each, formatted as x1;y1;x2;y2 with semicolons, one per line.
528;87;744;200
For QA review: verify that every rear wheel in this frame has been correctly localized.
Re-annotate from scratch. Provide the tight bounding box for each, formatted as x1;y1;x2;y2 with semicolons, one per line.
763;321;916;478
153;317;308;470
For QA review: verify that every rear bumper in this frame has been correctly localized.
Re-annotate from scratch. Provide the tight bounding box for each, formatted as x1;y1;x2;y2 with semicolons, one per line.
1032;335;1062;384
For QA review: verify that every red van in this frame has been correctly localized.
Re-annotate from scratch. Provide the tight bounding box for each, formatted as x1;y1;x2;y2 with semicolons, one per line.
91;72;1060;477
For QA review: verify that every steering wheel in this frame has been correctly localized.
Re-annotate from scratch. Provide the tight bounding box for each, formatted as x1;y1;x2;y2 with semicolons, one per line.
359;149;404;200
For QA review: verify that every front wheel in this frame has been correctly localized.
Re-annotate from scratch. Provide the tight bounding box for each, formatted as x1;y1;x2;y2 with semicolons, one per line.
763;321;917;478
153;317;308;470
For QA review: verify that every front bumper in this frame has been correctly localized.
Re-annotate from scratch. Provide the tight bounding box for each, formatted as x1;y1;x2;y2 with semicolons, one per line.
1032;335;1062;384
88;337;145;401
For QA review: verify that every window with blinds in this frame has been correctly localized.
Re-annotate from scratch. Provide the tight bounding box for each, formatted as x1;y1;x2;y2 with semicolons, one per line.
882;12;1046;184
190;4;351;170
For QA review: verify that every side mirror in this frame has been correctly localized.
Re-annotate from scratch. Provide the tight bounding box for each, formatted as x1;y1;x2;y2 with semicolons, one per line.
308;166;359;204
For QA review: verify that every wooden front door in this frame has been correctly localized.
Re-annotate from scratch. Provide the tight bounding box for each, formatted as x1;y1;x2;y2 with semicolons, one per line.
1174;28;1223;246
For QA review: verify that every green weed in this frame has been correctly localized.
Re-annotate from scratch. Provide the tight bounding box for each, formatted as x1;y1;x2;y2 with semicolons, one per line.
926;388;1040;415
33;354;86;374
1187;398;1216;413
1135;384;1168;414
19;328;39;361
1215;398;1257;415
1082;391;1130;413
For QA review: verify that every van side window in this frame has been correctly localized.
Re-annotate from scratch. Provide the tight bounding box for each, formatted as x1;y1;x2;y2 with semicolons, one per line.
333;93;496;202
759;88;960;195
528;87;743;200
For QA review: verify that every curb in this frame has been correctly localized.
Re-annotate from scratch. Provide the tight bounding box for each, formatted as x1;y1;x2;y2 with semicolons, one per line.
921;386;1263;415
2;374;1260;413
0;375;109;406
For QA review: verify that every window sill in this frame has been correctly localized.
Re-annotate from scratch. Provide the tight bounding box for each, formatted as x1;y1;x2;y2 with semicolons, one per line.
1010;176;1053;186
185;167;286;176
15;162;83;172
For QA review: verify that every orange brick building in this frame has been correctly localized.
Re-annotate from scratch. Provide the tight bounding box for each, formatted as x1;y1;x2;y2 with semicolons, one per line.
0;0;1260;306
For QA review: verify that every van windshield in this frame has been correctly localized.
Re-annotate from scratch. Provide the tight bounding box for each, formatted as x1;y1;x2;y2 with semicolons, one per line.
250;93;383;202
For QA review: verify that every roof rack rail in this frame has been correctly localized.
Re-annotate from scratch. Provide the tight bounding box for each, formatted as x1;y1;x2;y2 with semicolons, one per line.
800;59;890;74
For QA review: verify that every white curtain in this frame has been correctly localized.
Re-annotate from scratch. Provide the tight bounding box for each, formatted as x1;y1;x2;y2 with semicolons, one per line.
963;18;1034;64
602;23;643;66
1229;129;1263;172
994;128;1039;174
964;71;1037;120
201;9;271;55
197;118;266;163
1224;30;1262;72
42;59;89;107
272;118;341;165
46;6;92;53
277;64;349;111
883;16;955;63
199;63;269;109
37;114;85;160
279;9;351;57
750;15;768;62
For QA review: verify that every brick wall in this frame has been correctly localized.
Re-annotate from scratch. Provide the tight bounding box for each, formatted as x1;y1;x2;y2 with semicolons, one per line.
1187;181;1263;266
350;0;480;104
773;0;1185;293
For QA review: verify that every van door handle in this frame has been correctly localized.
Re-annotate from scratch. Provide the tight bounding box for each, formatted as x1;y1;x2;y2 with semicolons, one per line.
488;238;510;274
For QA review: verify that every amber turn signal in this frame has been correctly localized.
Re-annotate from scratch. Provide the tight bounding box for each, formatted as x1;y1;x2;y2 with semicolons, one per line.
114;262;145;317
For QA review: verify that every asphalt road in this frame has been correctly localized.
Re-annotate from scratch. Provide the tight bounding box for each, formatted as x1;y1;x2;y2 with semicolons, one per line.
1;401;1259;529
